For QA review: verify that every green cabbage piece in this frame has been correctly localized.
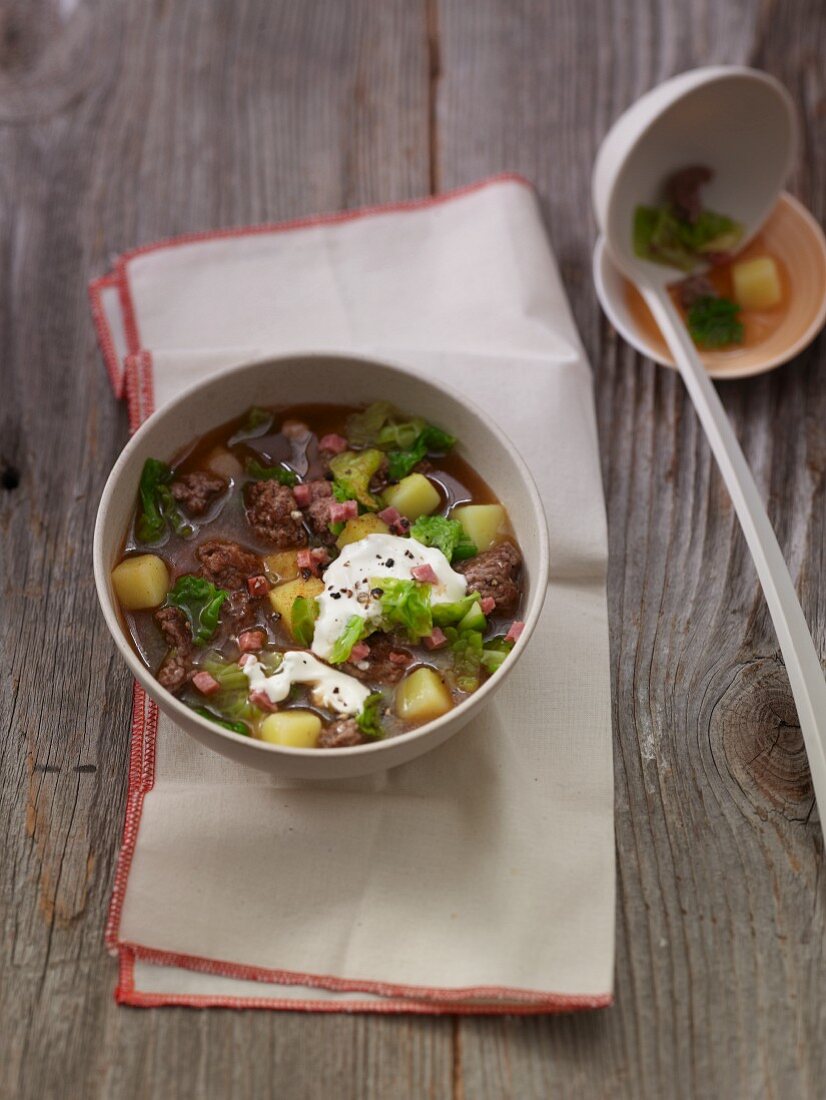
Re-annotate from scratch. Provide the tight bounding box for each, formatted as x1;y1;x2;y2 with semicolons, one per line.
376;418;427;450
194;706;250;736
198;656;249;693
166;576;229;646
328;449;384;510
356;692;385;739
135;458;194;543
431;592;480;627
687;210;742;253
329;615;368;664
410;515;476;562
345;402;457;481
345;402;398;447
331;481;353;502
245;458;298;486
445;627;483;693
687;296;744;349
386;424;457;482
135;458;170;542
385;445;423;481
197;653;281;724
228;406;274;446
373;577;433;641
196;661;255;724
480;636;514;674
633;206;697;271
291;595;319;648
633;205;743;272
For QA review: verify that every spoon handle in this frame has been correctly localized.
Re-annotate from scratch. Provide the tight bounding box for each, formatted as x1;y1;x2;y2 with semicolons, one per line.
643;286;826;819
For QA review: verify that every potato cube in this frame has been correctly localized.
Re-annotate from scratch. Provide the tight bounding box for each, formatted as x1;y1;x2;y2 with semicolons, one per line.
395;666;453;723
204;446;244;479
336;513;390;549
259;709;322;748
452;504;507;553
111;554;170;611
264;549;300;585
732;256;782;310
269;576;324;639
382;474;441;521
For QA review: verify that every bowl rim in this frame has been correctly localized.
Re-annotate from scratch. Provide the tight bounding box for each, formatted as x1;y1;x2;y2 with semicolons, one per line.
94;351;550;760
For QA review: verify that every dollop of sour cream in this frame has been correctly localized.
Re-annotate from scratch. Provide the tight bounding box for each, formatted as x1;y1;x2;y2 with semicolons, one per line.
243;650;370;716
311;533;467;662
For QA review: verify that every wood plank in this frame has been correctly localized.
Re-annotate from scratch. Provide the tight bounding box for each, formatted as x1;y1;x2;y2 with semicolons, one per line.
0;3;452;1098
437;0;826;1096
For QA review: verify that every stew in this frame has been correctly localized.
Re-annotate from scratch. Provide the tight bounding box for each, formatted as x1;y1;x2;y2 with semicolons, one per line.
111;402;526;749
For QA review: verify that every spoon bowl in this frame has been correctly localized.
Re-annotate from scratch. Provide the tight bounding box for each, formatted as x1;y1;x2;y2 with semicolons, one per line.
593;65;797;286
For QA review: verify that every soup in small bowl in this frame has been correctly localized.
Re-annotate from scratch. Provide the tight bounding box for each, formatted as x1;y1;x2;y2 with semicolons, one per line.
94;354;549;778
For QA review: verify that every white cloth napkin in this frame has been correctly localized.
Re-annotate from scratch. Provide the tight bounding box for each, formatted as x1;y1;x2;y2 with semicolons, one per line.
91;175;615;1012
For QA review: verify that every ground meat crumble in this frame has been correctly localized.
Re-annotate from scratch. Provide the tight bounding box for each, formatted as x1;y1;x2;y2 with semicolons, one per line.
665;164;712;223
300;479;337;545
346;634;413;684
675;273;717;310
245;481;308;548
196;538;263;590
456;541;522;612
317;717;367;749
170;471;227;516
155;606;193;692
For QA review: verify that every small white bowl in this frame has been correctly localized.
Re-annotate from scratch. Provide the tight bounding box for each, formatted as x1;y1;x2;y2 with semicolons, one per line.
594;193;826;380
94;353;550;779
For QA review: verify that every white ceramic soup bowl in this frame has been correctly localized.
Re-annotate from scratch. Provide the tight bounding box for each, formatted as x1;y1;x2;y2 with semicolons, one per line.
94;353;550;779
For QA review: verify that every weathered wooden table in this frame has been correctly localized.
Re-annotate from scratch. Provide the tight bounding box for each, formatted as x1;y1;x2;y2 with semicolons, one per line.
3;2;825;1096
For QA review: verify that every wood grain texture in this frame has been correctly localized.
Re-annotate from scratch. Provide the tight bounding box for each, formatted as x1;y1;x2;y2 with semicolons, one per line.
437;0;826;1096
1;0;824;1097
0;3;450;1099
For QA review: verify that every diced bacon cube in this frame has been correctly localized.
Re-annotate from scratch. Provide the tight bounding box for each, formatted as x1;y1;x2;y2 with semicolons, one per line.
505;620;525;645
247;574;270;598
297;546;329;577
388;651;409;666
350;641;371;661
238;653;257;669
411;564;439;585
249;689;278;712
293;483;312;508
480;596;496;615
424;628;447;650
192;671;220;696
238;630;266;653
318;433;349;454
330;499;358;524
378;506;409;535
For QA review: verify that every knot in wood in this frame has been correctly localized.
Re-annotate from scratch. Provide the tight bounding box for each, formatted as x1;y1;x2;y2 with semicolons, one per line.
0;4;103;122
715;659;812;820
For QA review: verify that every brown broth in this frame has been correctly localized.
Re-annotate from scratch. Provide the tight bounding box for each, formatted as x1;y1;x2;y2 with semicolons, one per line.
625;232;790;359
119;403;522;745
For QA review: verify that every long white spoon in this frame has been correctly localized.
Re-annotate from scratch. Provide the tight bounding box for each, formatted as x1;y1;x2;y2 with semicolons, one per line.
594;66;826;818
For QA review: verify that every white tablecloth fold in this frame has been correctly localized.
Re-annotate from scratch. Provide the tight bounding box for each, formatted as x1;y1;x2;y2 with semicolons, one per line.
91;175;615;1012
